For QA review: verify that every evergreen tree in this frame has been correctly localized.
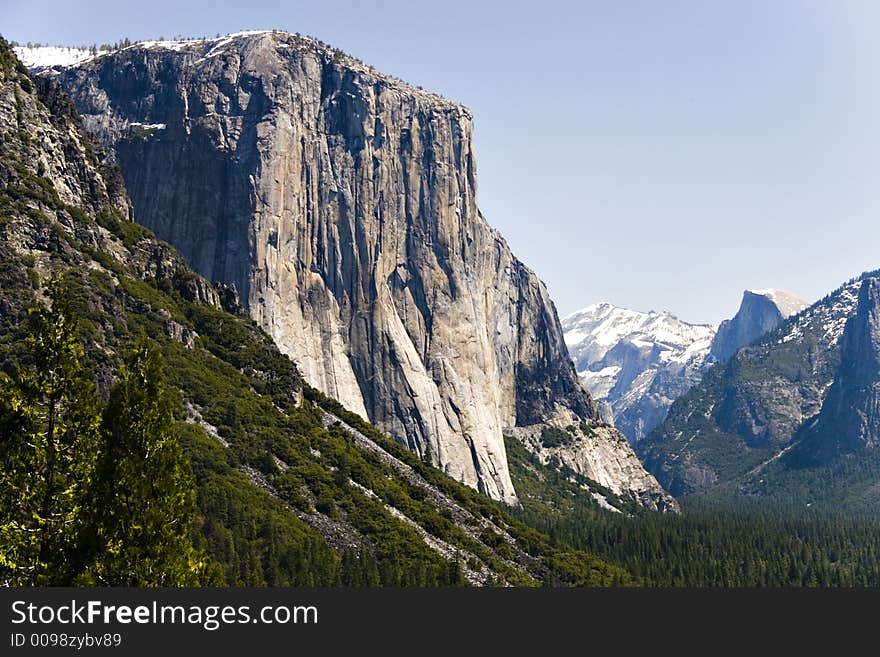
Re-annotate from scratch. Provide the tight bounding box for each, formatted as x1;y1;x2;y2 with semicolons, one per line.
0;277;101;585
85;339;218;585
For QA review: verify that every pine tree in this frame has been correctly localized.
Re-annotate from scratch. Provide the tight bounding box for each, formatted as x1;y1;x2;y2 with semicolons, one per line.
0;277;101;585
85;339;218;585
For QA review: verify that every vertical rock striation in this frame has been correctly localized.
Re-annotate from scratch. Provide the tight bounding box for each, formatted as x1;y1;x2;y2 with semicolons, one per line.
35;31;669;507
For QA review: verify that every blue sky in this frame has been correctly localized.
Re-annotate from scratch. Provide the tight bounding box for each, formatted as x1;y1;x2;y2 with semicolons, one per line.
3;0;879;323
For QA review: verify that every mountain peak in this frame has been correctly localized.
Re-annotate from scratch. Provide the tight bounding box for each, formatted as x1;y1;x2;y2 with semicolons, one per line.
709;288;807;361
744;288;808;319
562;302;716;442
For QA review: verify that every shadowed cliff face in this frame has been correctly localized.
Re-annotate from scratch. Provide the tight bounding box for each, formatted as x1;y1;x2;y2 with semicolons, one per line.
793;277;880;464
710;289;806;362
48;31;671;507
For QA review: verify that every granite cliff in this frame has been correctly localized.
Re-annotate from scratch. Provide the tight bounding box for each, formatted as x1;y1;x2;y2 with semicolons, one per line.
709;289;807;362
24;31;673;508
793;277;880;464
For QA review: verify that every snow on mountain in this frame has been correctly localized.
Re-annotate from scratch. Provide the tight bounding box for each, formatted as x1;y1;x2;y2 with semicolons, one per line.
746;289;808;319
12;32;275;74
564;303;714;369
772;282;857;349
564;290;809;444
562;303;716;443
13;46;96;70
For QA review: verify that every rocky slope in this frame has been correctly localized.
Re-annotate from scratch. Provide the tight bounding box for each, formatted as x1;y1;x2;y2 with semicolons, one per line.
792;277;880;464
709;289;807;361
0;38;639;585
562;303;715;442
507;422;679;512
638;272;880;505
18;32;672;509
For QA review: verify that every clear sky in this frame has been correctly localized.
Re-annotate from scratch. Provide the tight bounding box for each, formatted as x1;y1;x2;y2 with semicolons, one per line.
3;0;879;323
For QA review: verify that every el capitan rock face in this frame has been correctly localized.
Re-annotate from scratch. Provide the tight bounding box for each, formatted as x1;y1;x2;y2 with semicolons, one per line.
33;31;673;508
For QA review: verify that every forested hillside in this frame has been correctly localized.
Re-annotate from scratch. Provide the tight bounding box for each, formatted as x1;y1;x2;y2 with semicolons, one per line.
0;37;630;587
506;437;880;586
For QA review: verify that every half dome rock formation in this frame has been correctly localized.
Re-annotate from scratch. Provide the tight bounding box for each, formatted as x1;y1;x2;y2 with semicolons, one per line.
20;31;672;508
709;289;807;362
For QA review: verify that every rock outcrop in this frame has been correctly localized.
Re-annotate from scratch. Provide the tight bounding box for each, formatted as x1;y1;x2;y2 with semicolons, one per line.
24;32;672;507
509;423;679;512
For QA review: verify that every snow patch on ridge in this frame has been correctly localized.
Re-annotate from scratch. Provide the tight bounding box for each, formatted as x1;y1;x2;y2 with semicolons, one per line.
130;122;166;130
13;46;96;69
746;288;808;318
13;31;275;71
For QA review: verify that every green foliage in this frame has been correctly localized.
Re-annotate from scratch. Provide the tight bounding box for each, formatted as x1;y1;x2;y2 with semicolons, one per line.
0;277;101;585
0;283;219;586
180;423;340;586
95;208;154;248
540;426;575;448
307;389;635;586
506;434;880;587
82;339;219;586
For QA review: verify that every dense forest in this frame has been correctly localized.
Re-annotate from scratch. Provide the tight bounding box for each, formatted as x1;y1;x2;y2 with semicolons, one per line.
506;437;880;586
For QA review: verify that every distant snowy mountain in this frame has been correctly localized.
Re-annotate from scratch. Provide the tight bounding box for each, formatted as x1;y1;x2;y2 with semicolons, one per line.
563;304;715;443
563;289;807;444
